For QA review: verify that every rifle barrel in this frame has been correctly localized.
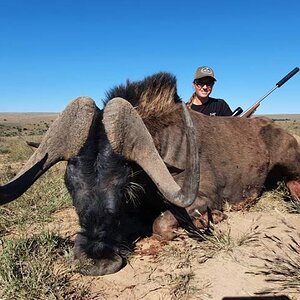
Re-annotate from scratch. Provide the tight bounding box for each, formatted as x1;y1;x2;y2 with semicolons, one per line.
240;86;277;117
240;67;299;117
254;85;278;105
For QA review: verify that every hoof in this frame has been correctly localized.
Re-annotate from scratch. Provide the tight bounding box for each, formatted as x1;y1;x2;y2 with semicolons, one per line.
152;211;179;241
192;209;228;229
287;180;300;200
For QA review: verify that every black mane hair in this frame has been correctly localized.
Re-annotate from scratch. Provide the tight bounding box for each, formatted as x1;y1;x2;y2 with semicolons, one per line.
103;72;182;118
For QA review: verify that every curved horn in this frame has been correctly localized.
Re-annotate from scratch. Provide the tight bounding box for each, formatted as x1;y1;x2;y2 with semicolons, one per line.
0;97;97;205
103;97;199;208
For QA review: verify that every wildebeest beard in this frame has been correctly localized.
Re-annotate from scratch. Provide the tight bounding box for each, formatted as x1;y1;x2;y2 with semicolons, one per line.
64;119;127;257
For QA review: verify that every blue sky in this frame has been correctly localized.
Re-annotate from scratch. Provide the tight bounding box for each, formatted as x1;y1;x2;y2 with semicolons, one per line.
0;0;299;114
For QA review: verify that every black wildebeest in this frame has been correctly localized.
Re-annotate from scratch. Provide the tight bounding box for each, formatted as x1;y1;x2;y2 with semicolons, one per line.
1;72;300;276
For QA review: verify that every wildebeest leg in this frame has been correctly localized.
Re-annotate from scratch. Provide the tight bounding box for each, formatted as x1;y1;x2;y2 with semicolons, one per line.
152;196;227;240
152;194;211;240
287;179;300;200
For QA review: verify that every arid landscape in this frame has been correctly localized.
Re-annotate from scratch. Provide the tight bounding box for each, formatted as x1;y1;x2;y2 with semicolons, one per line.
1;113;300;299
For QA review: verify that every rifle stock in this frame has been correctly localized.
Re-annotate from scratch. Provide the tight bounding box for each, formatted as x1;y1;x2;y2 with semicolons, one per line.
231;107;243;116
240;102;260;118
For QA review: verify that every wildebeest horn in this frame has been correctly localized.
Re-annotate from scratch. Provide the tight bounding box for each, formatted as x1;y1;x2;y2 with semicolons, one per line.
103;97;200;208
0;97;96;205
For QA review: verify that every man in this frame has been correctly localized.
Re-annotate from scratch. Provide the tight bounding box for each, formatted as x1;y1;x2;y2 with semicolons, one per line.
187;66;232;116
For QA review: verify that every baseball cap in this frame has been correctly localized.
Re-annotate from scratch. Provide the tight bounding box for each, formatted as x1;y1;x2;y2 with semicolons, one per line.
194;66;216;81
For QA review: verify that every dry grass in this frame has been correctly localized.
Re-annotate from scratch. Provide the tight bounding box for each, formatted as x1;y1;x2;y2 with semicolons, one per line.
187;217;263;264
0;112;58;137
0;131;71;236
0;116;79;298
251;181;291;213
0;163;71;236
0;231;94;300
249;223;300;296
154;238;211;299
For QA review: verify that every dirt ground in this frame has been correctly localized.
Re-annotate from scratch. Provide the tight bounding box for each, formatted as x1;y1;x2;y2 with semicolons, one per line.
50;207;300;300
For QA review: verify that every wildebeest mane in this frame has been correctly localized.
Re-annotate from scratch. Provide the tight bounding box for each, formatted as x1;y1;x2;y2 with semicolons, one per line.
103;72;182;119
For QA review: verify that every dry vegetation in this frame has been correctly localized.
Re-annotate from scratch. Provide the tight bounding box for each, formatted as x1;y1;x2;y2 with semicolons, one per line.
0;113;300;299
0;112;58;137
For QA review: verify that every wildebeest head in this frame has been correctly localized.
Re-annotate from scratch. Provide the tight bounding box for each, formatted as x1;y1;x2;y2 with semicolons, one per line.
0;73;200;275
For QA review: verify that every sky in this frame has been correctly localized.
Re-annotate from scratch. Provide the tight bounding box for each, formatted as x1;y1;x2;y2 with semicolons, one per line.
0;0;299;114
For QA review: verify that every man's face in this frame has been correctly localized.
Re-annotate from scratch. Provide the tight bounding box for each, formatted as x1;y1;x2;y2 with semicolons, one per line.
193;77;215;99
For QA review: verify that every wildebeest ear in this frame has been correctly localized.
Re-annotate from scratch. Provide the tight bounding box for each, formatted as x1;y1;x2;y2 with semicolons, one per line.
0;97;97;205
26;141;40;148
103;97;200;208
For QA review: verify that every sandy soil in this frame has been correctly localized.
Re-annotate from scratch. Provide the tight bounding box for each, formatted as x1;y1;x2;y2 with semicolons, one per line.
50;208;300;300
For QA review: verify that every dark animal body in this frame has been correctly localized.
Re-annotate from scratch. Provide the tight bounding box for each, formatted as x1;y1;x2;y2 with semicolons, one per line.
1;72;300;276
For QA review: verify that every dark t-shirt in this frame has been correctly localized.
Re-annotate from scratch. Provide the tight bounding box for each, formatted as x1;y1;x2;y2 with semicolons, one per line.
191;97;232;116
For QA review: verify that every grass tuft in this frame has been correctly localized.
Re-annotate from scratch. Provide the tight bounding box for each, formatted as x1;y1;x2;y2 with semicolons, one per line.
287;200;300;214
0;231;93;300
0;164;71;236
251;181;291;213
154;241;211;299
249;230;300;295
188;218;262;263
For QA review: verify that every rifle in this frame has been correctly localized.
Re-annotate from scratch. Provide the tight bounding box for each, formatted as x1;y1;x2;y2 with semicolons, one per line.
231;106;243;116
234;67;299;118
